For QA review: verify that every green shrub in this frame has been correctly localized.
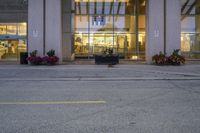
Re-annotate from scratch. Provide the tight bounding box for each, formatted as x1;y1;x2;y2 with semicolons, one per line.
47;49;55;57
29;50;37;57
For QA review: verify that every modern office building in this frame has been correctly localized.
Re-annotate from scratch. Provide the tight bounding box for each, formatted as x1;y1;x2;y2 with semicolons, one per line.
0;0;199;63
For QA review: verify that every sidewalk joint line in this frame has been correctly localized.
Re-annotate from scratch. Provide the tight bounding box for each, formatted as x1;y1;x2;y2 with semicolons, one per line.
0;100;106;105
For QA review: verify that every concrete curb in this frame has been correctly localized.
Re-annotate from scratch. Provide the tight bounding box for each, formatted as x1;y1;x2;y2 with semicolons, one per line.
0;77;200;81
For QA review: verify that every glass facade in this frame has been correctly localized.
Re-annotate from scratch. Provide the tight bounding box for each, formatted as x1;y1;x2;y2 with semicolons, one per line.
0;0;28;61
0;23;27;61
73;0;146;60
181;0;200;59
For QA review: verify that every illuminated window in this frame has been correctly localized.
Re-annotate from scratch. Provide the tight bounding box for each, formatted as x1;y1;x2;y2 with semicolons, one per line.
181;0;200;59
73;0;146;60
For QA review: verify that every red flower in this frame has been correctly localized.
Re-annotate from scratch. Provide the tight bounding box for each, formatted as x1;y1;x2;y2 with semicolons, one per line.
27;56;42;65
42;56;59;65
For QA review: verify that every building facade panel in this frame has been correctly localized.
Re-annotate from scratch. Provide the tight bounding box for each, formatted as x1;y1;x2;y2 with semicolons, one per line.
45;0;62;62
146;0;164;63
28;0;44;56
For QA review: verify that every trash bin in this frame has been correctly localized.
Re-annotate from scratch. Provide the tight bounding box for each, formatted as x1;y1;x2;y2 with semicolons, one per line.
20;52;28;64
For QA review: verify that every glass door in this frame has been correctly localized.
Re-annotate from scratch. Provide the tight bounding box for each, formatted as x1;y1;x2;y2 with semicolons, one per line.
0;39;27;61
0;23;27;61
90;33;114;54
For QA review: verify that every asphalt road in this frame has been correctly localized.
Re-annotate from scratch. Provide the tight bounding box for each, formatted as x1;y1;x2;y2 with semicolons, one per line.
0;65;200;133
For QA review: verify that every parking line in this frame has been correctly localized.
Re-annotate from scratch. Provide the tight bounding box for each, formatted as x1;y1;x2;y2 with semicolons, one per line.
0;100;106;105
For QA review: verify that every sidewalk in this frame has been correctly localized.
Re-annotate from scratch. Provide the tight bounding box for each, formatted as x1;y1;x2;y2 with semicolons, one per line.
0;64;200;80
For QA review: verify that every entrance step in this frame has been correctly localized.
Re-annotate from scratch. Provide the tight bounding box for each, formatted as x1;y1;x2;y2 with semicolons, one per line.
62;59;146;65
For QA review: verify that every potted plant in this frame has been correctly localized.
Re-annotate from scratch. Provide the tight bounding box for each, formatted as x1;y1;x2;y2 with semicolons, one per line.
168;49;185;65
95;48;119;65
152;49;185;66
42;49;59;65
152;52;168;65
26;50;42;65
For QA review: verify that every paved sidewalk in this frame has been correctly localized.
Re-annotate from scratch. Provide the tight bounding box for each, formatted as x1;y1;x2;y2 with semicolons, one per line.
0;64;200;79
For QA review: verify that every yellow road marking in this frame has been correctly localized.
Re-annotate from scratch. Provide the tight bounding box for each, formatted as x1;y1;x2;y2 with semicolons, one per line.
0;100;106;105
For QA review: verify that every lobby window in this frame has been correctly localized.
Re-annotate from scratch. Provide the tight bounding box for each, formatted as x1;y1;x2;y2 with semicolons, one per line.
181;0;200;59
0;23;27;61
73;0;147;60
0;0;28;61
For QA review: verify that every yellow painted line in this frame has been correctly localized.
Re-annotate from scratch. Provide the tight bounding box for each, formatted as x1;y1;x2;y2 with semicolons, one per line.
0;100;106;105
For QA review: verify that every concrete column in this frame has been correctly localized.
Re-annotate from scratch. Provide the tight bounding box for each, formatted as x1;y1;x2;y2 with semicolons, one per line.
166;0;181;55
45;0;62;62
28;0;44;56
195;0;200;51
62;0;73;61
146;0;164;64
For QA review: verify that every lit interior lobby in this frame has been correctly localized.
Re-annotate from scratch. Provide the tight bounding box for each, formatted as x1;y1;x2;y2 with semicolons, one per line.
73;0;146;60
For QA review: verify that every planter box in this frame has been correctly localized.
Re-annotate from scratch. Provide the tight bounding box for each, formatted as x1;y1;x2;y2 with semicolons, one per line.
95;55;119;65
20;52;28;64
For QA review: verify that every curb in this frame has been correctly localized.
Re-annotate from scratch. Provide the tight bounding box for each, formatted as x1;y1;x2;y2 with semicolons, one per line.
0;77;200;81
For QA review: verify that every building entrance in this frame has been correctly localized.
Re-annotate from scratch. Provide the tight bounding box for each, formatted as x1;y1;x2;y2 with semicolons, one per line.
0;23;27;61
0;38;27;61
73;0;146;60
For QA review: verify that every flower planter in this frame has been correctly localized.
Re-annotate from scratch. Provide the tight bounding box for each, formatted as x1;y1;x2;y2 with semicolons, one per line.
95;54;119;65
26;50;59;66
42;56;59;65
152;50;185;66
20;52;28;64
27;56;42;65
